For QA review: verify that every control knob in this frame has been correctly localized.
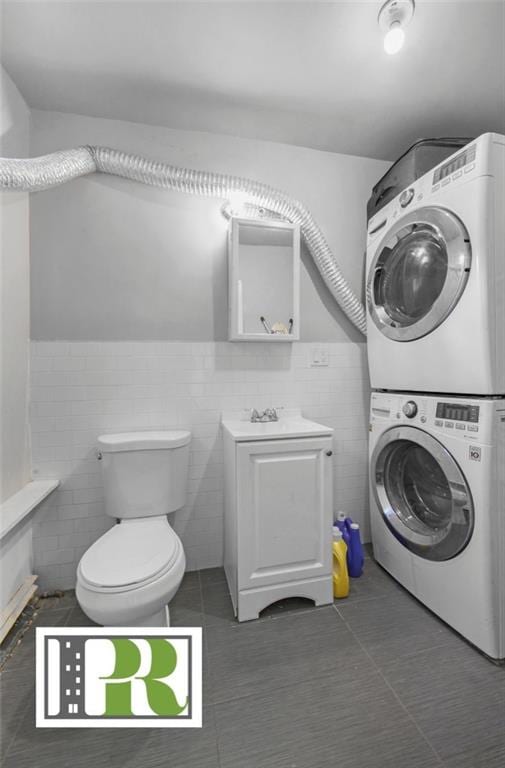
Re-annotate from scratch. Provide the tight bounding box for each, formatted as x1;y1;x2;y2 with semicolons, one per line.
402;401;418;418
400;188;415;208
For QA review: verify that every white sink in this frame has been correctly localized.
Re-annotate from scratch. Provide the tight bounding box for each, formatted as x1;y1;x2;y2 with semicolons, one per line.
221;409;333;442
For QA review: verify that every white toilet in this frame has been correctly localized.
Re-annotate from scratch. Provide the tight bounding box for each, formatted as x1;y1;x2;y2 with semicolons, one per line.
76;430;191;627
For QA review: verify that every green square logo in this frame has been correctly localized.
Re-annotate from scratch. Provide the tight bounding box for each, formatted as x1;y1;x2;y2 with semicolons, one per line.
36;627;202;728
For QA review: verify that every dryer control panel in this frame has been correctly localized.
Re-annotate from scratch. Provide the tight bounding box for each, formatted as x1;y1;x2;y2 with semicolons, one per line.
432;144;477;184
366;133;500;245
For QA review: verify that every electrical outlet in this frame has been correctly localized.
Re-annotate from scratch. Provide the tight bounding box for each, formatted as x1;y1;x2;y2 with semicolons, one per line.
310;345;329;367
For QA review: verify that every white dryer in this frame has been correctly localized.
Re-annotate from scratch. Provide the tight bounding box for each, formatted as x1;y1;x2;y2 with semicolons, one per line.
366;133;505;395
369;390;505;660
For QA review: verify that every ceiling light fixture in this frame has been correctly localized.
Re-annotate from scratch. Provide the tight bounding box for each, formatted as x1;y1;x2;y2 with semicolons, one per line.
378;0;415;55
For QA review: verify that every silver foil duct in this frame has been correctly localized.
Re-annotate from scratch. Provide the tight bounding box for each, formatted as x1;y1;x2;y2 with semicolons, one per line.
0;145;366;334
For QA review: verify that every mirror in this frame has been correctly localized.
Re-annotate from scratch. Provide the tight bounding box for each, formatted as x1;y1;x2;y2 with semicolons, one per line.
228;218;300;341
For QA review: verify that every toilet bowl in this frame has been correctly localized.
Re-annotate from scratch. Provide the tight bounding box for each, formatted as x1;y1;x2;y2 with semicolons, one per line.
75;430;191;627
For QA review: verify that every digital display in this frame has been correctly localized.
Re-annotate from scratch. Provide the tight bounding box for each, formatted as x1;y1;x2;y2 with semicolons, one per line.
436;402;479;423
433;145;476;184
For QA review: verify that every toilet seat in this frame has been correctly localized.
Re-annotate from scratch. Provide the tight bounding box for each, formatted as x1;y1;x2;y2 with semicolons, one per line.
76;516;186;626
79;517;180;592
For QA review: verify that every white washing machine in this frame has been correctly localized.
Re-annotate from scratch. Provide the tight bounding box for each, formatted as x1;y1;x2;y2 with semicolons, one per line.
369;390;505;660
366;133;505;395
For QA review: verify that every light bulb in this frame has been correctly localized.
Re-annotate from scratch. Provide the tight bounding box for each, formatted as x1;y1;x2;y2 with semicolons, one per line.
384;22;405;54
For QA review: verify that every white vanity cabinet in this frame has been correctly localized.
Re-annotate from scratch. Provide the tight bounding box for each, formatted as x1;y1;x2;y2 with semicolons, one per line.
222;414;334;621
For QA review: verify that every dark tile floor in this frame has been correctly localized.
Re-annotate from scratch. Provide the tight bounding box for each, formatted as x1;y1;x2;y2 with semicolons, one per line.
1;554;504;768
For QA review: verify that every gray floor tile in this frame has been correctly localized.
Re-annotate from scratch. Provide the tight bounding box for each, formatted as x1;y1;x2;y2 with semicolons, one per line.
4;708;219;768
0;667;34;759
173;591;212;703
2;597;215;768
170;585;204;627
382;643;505;764
337;588;460;667
444;743;505;768
65;604;98;627
199;567;226;586
1;750;112;768
113;707;219;768
2;558;502;768
3;693;112;763
338;556;402;604
206;606;374;705
215;671;442;768
178;569;201;593
201;578;235;627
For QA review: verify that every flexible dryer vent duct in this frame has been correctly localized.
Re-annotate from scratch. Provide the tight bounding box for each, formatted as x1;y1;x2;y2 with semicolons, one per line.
0;145;367;334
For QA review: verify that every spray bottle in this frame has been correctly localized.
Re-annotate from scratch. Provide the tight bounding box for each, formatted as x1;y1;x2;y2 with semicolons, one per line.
347;522;364;578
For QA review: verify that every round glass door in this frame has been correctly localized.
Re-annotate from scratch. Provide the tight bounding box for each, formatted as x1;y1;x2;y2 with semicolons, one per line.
372;426;474;561
367;207;471;341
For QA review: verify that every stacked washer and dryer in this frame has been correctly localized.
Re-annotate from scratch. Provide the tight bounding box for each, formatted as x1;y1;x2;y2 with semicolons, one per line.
365;133;505;660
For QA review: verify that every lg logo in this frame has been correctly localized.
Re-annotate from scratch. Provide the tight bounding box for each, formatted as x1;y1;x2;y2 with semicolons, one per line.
469;446;481;462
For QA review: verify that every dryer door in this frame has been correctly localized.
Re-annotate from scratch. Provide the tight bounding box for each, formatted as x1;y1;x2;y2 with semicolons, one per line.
371;426;474;561
367;207;471;341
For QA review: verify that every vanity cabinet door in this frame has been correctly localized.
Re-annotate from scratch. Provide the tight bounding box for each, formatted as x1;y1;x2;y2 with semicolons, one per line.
236;437;333;591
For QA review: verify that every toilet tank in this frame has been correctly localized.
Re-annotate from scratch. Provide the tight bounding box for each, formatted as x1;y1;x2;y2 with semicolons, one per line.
97;431;191;519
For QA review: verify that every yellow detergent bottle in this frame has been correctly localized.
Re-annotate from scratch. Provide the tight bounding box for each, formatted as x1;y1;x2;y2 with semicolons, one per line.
332;526;350;599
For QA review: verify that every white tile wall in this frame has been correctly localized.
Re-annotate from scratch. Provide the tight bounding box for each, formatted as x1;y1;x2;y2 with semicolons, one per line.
29;341;371;590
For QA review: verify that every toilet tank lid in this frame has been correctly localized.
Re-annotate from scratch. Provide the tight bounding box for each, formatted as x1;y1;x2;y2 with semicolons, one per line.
97;430;191;452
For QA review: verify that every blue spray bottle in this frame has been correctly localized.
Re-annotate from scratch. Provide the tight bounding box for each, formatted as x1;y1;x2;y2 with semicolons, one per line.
347;522;364;578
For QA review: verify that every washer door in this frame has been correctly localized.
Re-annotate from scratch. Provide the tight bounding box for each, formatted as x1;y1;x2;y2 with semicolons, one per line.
372;426;474;561
367;207;471;341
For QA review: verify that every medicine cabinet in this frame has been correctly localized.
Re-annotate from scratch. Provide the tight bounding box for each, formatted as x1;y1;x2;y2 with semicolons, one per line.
228;217;300;342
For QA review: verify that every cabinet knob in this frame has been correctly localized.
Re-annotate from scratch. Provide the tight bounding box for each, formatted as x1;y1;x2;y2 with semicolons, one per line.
326;450;333;456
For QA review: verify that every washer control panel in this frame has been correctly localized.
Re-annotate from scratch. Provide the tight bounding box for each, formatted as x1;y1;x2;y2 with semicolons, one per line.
371;394;428;425
434;401;480;433
369;393;497;441
370;393;502;445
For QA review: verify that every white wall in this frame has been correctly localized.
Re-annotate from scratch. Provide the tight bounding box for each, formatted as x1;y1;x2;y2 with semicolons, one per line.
30;110;388;342
30;340;370;590
27;109;388;589
1;68;32;611
1;68;31;503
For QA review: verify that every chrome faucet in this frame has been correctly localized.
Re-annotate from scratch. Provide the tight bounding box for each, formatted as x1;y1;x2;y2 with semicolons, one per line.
250;408;279;423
